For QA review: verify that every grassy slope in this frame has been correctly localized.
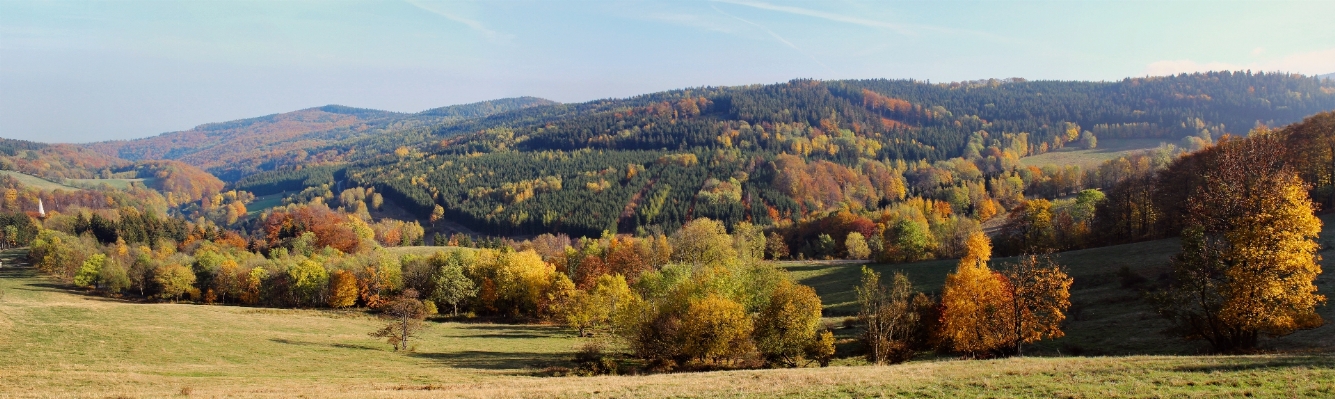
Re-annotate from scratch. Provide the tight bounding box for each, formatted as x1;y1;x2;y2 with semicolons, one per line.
0;170;80;191
1019;138;1166;169
65;178;151;190
2;215;1333;397
246;192;288;216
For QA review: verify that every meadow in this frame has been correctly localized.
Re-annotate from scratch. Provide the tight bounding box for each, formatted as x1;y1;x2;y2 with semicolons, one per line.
1;215;1333;398
65;178;153;191
0;171;79;192
1019;138;1168;169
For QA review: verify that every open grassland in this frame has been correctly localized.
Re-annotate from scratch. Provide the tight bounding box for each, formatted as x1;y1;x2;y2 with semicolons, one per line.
65;177;152;191
245;192;288;216
2;214;1334;398
1020;138;1167;169
0;170;79;191
386;246;476;257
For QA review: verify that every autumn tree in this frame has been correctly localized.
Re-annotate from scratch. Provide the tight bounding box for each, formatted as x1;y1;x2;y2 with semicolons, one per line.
155;263;197;301
328;269;359;308
754;280;824;367
765;231;789;260
857;268;928;364
678;294;753;365
670;218;736;269
561;274;636;337
997;254;1072;355
845;232;871;260
1154;134;1326;352
370;288;428;351
939;231;1011;357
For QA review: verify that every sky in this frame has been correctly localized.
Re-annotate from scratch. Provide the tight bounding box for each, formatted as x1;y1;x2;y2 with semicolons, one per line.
2;1;1334;143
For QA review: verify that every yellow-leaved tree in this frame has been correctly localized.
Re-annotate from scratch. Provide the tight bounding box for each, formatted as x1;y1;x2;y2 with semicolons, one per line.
1155;134;1326;352
939;231;1011;357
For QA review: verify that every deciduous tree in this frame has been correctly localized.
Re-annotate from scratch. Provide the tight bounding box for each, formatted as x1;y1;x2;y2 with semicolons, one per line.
940;232;1011;357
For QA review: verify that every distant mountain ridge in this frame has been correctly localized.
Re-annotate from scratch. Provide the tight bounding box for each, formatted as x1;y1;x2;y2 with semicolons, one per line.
83;97;556;181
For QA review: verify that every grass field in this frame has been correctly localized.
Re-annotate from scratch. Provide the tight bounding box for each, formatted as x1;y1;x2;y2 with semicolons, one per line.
1020;138;1167;169
66;177;153;190
385;246;476;257
246;192;289;216
2;216;1334;397
0;170;80;191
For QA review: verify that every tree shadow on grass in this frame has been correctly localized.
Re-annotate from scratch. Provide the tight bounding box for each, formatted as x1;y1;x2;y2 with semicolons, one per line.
268;338;381;351
409;350;569;371
1172;355;1335;373
451;324;570;339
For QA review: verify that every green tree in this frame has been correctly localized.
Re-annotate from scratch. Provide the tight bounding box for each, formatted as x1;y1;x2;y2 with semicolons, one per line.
154;263;197;301
845;232;871;260
98;258;132;295
74;254;106;289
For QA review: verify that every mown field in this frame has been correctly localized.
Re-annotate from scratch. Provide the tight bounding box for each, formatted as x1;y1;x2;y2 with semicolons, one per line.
245;192;288;216
2;215;1333;398
0;170;79;192
1019;138;1167;169
65;177;153;191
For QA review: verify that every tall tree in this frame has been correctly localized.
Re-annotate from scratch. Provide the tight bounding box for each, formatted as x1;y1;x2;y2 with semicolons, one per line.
1154;134;1326;352
939;231;1011;357
997;254;1072;355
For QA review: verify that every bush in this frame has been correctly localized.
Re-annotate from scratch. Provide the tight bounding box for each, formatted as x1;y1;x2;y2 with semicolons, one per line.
572;340;619;375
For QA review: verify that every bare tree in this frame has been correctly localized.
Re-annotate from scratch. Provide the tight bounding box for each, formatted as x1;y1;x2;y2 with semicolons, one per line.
370;289;428;351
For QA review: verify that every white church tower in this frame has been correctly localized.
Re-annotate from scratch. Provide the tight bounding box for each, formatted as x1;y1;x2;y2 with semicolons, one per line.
38;198;45;218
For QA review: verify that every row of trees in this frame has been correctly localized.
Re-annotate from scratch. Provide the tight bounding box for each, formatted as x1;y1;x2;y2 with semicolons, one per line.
857;232;1072;363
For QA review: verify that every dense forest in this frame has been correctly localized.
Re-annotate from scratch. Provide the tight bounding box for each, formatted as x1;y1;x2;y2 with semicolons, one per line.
311;72;1335;242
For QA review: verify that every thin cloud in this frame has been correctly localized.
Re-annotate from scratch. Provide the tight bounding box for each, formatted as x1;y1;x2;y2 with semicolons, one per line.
710;4;834;73
405;0;504;41
716;0;914;36
714;0;1027;46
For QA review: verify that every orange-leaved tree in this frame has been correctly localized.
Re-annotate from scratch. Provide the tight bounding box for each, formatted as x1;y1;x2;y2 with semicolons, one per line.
997;254;1072;356
939;231;1011;357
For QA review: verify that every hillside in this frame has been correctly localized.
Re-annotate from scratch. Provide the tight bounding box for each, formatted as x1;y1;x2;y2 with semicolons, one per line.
2;220;1332;397
319;72;1335;238
0;138;131;181
83;97;557;181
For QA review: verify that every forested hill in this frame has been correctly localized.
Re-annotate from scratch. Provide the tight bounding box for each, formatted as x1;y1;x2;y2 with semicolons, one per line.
82;97;556;181
237;71;1333;239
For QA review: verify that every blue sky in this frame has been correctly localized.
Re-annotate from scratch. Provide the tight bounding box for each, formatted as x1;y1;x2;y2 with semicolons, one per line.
2;0;1333;143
